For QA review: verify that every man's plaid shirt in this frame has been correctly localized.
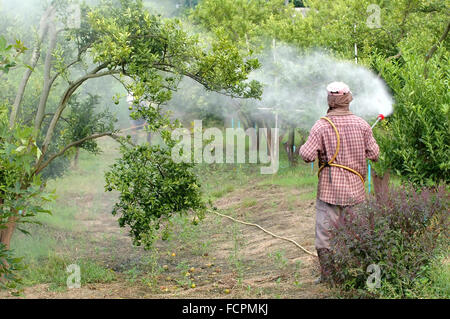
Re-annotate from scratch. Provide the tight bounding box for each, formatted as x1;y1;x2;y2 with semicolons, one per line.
300;114;379;206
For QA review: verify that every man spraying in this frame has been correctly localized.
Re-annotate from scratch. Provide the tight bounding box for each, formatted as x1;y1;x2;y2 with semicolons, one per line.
299;81;379;284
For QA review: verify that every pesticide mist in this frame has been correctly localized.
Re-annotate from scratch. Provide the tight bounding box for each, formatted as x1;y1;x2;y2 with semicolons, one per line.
168;45;394;130
249;45;394;129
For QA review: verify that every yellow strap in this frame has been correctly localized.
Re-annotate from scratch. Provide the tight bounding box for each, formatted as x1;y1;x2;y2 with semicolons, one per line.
320;117;340;163
317;117;365;185
326;163;365;185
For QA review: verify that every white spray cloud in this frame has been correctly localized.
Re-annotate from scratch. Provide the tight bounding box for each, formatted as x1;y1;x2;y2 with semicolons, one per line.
168;45;394;131
248;45;394;129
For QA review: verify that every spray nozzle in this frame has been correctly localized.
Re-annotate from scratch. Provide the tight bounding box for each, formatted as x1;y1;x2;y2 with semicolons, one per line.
371;113;385;129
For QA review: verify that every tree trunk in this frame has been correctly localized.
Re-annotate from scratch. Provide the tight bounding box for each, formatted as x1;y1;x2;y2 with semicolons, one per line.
34;21;58;131
9;6;54;128
0;206;18;251
0;199;18;282
72;147;80;169
371;170;391;203
296;129;307;151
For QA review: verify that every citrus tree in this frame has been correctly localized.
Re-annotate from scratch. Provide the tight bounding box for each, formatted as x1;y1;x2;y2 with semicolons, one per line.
0;0;261;269
373;46;449;186
0;36;52;289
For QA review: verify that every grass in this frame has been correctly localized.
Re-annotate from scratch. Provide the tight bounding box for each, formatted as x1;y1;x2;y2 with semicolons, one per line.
227;218;246;286
426;258;450;298
362;257;450;299
138;247;163;290
259;171;317;189
22;254;116;291
268;249;289;270
299;190;317;201
170;214;212;257
174;261;195;288
196;163;256;200
210;185;235;199
293;260;303;287
124;266;143;283
241;197;258;208
10;227;60;261
35;203;78;231
8;137;122;291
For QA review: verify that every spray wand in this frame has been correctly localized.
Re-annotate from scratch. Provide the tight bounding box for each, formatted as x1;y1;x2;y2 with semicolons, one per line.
368;114;386;193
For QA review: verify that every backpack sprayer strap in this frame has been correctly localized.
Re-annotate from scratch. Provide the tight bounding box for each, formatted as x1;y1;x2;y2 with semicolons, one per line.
317;117;365;185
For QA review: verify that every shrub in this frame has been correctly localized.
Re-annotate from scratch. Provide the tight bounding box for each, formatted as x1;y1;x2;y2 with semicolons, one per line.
1;104;54;291
0;243;25;291
329;186;449;298
372;48;450;186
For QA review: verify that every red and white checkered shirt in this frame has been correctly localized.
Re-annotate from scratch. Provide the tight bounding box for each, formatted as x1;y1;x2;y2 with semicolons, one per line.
300;114;379;206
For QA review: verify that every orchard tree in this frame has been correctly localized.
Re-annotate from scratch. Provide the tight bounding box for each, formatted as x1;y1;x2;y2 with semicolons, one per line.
191;0;295;53
372;44;449;186
0;0;261;263
269;0;448;62
0;35;49;289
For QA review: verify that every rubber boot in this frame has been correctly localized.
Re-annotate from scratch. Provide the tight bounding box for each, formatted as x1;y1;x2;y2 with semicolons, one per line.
315;248;336;286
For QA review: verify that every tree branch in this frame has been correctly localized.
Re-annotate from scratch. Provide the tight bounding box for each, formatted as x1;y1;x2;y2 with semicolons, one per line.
107;133;136;147
386;51;402;62
34;132;117;175
34;22;59;132
424;21;450;78
35;43;86;131
153;62;249;99
24;113;69;125
38;63;117;165
9;6;55;128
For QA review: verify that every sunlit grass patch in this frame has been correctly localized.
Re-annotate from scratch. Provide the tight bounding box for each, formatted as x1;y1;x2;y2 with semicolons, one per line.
258;173;317;189
299;190;317;201
21;254;116;291
35;202;78;231
210;185;235;199
240;197;258;208
10;226;60;261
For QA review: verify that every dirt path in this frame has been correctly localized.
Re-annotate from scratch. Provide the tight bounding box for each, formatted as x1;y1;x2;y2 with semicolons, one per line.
2;178;332;299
